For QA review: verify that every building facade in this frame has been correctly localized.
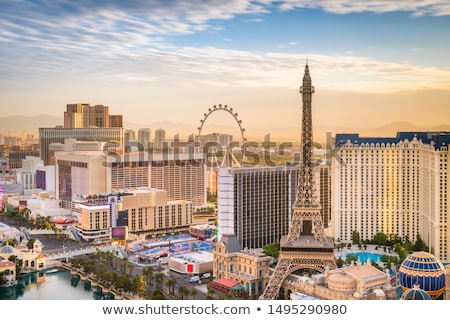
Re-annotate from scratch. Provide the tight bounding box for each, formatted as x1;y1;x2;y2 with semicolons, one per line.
55;151;206;208
74;188;193;240
119;188;192;235
213;234;272;297
314;163;331;229
154;129;166;150
332;132;450;261
218;165;299;249
149;153;206;206
138;128;152;151
39;127;124;165
64;103;123;129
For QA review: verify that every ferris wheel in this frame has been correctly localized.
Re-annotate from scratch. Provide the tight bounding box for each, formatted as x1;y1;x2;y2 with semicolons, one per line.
197;104;247;167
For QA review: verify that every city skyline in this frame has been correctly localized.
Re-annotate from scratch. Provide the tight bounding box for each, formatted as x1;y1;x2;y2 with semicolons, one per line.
1;1;450;136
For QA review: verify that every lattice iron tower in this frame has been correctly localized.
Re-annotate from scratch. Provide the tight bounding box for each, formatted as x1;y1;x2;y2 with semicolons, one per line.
260;62;337;300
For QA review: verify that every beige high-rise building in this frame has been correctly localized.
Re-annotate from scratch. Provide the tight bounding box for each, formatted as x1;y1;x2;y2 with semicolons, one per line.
64;103;86;128
64;103;109;128
124;129;136;143
150;152;206;206
154;128;166;150
39;127;124;165
64;103;123;129
55;150;206;208
119;188;192;234
332;132;450;261
138;128;152;150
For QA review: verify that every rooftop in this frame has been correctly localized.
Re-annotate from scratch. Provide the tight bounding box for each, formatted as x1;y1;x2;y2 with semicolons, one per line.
335;131;450;151
281;235;335;249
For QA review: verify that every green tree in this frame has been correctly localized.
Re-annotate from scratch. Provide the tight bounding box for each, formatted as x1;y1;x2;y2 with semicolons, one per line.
413;234;429;252
336;256;345;268
206;287;216;300
26;238;36;250
345;255;358;265
190;288;198;300
143;266;154;287
5;238;17;246
373;232;388;246
0;271;6;286
166;278;177;296
122;257;128;274
178;285;189;300
154;272;165;290
128;263;134;277
352;231;360;245
263;242;280;258
148;288;166;300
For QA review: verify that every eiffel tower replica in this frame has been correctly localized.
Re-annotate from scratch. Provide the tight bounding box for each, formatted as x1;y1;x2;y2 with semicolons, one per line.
260;62;337;300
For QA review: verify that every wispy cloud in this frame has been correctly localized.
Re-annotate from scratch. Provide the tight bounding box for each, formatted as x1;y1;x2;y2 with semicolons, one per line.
277;0;450;16
0;0;449;94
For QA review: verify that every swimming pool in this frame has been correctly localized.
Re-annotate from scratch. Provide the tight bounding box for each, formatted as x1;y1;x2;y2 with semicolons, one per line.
345;252;383;263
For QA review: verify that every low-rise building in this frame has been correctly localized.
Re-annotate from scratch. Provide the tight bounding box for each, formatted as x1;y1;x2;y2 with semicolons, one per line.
0;259;16;286
213;234;272;298
0;240;46;274
73;188;193;241
168;251;213;275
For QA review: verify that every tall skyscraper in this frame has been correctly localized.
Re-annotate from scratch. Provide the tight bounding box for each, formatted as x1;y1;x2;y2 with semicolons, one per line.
314;163;331;229
39;127;124;165
64;103;86;128
261;63;336;300
64;103;123;128
332;132;450;261
150;152;206;206
217;165;299;249
138;128;152;150
124;129;136;143
154;128;166;150
55;150;206;208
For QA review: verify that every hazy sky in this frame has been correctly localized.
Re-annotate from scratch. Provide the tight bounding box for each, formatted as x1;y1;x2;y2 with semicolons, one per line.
1;0;450;137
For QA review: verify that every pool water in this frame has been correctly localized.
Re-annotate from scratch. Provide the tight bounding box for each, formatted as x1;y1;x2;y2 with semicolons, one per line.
345;252;382;263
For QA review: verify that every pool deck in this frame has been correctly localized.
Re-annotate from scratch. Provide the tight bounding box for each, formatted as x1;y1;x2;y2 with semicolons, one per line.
334;244;395;260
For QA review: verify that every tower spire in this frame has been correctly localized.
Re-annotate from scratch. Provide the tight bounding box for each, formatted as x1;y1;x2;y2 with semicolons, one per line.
259;63;336;300
295;62;317;208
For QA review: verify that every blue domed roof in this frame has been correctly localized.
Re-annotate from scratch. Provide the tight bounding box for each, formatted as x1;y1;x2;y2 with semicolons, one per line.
0;245;15;254
400;284;432;300
399;251;446;299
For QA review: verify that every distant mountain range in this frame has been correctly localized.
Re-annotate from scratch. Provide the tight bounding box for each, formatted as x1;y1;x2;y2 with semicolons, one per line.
0;114;449;143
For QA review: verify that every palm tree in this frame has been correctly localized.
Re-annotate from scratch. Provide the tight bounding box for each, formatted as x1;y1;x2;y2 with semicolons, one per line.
178;285;189;300
154;272;165;290
106;251;114;267
143;267;154;287
190;288;198;300
166;278;177;296
122;257;128;274
206;287;215;300
128;263;134;277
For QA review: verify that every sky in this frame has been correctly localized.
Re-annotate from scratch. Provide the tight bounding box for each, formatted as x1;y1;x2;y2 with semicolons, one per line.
1;0;450;139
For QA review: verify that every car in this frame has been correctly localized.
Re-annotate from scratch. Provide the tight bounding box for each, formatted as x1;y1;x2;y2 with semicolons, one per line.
201;273;211;279
189;276;200;283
